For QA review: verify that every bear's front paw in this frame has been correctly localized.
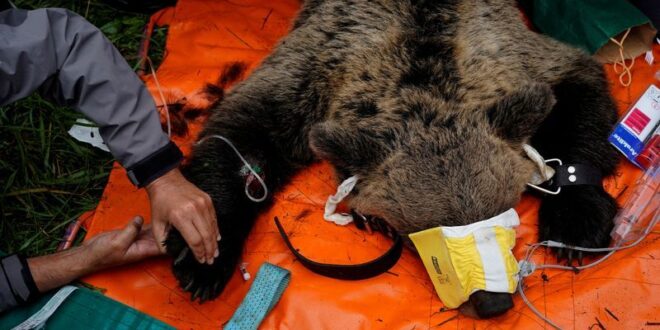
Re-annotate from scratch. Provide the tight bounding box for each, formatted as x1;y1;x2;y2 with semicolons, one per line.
538;185;617;265
165;231;235;302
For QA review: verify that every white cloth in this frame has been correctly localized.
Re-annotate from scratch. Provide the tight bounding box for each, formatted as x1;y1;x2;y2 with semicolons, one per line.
323;176;358;226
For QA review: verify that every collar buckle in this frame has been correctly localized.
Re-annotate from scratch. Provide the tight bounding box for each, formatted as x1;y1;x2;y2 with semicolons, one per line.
527;158;563;195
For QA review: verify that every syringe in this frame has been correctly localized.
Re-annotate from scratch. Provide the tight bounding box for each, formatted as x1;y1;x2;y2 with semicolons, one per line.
611;151;659;246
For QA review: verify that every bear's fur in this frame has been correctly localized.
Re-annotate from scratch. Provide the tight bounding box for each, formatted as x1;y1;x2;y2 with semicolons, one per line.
165;0;619;316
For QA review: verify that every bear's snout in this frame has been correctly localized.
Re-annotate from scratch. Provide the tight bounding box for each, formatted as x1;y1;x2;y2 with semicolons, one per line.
462;290;514;319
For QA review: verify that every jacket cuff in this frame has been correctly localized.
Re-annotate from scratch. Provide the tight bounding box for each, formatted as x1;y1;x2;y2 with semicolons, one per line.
0;254;39;313
126;141;183;188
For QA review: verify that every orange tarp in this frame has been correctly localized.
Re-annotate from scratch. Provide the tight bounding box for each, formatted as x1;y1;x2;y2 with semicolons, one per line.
82;0;660;328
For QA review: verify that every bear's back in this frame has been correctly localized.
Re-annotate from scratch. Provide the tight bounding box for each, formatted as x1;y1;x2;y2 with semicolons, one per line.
288;0;583;120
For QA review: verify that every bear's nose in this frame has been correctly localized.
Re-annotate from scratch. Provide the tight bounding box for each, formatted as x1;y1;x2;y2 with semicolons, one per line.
464;290;514;318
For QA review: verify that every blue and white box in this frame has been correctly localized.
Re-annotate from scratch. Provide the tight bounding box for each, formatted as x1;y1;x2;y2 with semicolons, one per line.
609;85;660;167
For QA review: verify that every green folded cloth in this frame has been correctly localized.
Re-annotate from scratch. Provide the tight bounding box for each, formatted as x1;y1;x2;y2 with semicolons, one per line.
524;0;655;54
0;285;174;330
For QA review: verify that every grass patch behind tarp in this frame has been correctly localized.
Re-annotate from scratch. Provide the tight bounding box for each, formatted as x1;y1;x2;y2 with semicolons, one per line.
0;96;113;255
0;1;168;256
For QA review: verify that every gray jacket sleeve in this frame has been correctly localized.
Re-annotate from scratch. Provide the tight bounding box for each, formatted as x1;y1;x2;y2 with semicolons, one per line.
0;8;179;174
0;254;39;314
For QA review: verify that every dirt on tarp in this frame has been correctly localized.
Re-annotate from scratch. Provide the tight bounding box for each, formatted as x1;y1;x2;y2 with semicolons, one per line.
81;0;660;328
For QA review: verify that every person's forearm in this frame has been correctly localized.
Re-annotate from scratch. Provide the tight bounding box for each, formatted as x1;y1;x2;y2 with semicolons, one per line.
0;8;182;188
1;217;161;313
26;247;95;293
0;8;171;169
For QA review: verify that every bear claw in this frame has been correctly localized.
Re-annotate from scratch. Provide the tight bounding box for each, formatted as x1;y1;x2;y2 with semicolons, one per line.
539;185;617;266
174;247;190;266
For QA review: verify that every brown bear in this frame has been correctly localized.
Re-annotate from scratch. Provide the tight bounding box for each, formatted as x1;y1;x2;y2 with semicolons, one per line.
165;0;619;318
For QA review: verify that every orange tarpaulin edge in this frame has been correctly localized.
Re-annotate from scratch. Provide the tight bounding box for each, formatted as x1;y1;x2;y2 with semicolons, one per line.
82;1;660;328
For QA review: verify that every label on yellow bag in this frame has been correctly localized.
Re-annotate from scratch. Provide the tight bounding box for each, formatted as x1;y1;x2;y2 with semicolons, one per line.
409;209;520;308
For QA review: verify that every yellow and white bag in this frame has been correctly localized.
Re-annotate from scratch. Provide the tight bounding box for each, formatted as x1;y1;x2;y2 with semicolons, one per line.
409;209;520;308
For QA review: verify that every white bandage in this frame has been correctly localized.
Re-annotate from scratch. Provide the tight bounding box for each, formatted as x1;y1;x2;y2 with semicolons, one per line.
323;176;358;226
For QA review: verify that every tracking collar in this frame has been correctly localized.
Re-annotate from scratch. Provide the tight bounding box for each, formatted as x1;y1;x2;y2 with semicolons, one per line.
275;175;403;280
274;214;403;280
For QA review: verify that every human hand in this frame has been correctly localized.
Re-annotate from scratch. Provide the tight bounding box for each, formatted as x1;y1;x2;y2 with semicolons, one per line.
27;216;163;293
83;216;163;270
145;168;220;265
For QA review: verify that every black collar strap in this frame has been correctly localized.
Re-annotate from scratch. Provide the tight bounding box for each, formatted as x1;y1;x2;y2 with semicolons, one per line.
274;214;403;280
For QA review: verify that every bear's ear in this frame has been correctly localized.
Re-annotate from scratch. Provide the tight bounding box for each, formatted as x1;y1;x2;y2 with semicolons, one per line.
309;121;391;172
486;83;556;143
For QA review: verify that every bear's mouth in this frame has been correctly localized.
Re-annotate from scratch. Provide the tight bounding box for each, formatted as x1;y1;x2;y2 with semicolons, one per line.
351;210;396;237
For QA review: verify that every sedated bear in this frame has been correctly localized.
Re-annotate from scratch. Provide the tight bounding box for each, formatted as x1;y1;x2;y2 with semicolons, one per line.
164;0;619;318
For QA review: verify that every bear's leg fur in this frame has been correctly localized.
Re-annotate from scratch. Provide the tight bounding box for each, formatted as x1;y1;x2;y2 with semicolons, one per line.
164;113;286;302
163;28;329;301
531;59;619;261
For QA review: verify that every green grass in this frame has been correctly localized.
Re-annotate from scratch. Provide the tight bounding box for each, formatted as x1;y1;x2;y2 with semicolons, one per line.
0;0;168;256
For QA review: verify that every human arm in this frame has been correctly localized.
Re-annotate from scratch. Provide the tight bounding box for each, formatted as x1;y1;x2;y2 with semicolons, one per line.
0;217;160;312
0;8;219;263
0;7;171;171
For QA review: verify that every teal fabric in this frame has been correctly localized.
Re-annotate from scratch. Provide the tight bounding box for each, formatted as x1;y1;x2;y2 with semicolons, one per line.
225;263;291;330
0;286;174;330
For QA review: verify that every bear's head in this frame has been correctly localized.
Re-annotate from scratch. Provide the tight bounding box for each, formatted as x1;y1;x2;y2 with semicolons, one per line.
310;83;555;232
310;83;555;318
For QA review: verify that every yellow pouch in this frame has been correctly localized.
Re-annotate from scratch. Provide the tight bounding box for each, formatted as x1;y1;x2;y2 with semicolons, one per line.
409;209;520;308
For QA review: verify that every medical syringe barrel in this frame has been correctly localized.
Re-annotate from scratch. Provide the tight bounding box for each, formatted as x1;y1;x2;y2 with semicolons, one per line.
611;154;659;245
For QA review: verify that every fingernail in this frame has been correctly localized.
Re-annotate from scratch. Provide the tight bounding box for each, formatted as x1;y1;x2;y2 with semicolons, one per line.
217;234;222;241
207;257;213;265
214;249;219;258
133;216;144;225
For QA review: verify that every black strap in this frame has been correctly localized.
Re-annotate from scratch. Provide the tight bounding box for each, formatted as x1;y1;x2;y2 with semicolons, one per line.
534;163;603;193
274;216;403;280
552;164;602;187
125;141;183;188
